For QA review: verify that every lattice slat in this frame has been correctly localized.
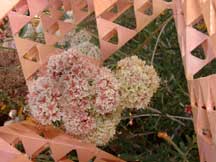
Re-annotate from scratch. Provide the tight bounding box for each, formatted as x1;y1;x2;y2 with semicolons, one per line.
0;122;125;162
173;0;216;161
94;0;172;61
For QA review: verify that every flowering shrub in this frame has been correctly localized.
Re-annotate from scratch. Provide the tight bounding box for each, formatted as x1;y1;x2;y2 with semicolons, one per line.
27;49;120;144
115;56;160;109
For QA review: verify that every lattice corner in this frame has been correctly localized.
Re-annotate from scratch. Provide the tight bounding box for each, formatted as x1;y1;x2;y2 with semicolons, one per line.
93;0;172;61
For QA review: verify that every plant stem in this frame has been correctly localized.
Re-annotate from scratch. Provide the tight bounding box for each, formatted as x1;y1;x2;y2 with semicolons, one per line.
158;132;189;162
151;17;173;65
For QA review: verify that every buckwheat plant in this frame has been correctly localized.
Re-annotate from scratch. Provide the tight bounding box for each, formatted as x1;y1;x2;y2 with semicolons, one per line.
115;56;160;109
27;49;120;145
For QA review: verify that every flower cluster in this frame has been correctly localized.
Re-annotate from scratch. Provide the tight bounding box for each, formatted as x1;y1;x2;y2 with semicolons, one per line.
27;50;160;145
57;30;102;60
28;49;120;139
83;107;122;146
27;77;62;125
115;56;160;109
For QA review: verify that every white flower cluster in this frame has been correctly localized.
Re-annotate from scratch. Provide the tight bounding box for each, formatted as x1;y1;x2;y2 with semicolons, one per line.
115;56;160;109
58;30;102;60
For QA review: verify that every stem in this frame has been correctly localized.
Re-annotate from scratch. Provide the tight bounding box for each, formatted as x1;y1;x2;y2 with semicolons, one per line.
122;106;192;127
166;137;189;162
158;132;189;162
123;112;192;126
151;17;173;65
148;107;192;121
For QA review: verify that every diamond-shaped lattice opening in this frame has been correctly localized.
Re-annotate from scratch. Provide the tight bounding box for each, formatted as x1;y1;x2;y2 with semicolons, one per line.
81;3;89;12
39;132;45;137
202;127;212;140
194;59;216;79
191;44;206;60
12;0;30;16
138;0;153;16
34;147;55;162
60;11;74;23
58;5;66;12
48;22;61;36
62;153;96;162
89;156;96;162
101;1;131;21
109;4;119;13
199;107;212;142
100;3;119;20
56;2;74;22
19;18;46;44
114;6;136;29
192;16;208;35
23;46;40;62
103;28;119;45
23;9;30;16
67;150;79;162
15;141;26;153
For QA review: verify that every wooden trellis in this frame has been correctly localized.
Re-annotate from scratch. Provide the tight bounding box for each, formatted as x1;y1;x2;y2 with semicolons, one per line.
173;0;216;161
0;121;125;162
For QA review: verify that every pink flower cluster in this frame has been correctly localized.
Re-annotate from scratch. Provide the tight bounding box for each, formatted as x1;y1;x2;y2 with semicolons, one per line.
27;77;62;125
95;68;120;114
28;49;120;136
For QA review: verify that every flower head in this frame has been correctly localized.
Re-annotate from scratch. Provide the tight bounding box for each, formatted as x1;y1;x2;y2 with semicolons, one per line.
115;56;160;109
28;77;62;125
28;49;120;138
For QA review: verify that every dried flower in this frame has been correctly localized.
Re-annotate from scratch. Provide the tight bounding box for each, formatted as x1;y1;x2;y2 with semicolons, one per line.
73;41;102;60
28;49;120;139
83;107;123;146
95;68;120;114
63;109;96;136
57;30;102;60
115;56;160;109
28;77;62;125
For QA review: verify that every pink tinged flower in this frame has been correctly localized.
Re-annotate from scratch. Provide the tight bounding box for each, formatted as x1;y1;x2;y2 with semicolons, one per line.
28;49;120;140
63;110;96;135
48;103;55;111
51;89;61;100
38;96;46;103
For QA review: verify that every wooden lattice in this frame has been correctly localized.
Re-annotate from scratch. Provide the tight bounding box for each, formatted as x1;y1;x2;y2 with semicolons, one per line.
94;0;172;61
0;121;125;162
0;0;173;81
173;0;216;161
6;0;95;80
